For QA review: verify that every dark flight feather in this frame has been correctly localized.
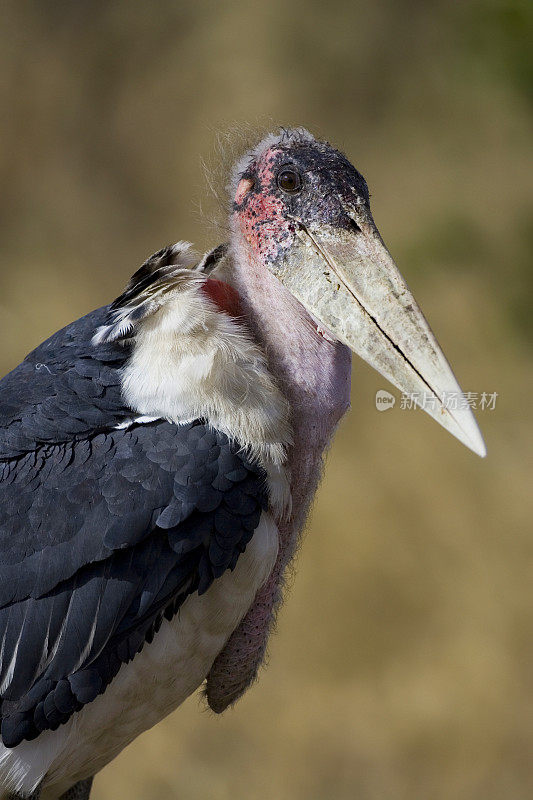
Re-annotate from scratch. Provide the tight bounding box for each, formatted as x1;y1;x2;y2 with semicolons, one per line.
0;305;268;748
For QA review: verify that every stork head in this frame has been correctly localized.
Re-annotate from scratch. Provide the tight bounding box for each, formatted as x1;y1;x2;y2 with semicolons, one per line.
231;128;486;457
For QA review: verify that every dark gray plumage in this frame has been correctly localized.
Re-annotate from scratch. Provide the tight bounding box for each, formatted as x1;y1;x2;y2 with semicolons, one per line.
0;306;268;748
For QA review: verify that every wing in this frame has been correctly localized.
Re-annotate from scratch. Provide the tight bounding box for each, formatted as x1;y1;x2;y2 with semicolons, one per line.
0;306;268;748
0;306;132;459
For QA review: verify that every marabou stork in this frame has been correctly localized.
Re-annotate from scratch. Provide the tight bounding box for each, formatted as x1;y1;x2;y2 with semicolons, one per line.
0;129;486;800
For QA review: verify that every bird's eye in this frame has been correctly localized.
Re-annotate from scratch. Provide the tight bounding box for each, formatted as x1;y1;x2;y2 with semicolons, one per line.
277;167;302;194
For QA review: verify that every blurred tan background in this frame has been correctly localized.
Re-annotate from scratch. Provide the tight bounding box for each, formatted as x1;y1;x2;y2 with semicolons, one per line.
1;1;532;798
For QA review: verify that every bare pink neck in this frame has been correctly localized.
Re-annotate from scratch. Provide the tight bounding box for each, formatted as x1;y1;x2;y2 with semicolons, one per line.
232;250;352;534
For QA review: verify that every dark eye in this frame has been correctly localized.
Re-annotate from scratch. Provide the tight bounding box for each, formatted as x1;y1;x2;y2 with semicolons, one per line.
277;167;302;194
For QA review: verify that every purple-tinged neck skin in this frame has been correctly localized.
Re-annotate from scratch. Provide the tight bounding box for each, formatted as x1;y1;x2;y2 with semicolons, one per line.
233;246;352;527
205;241;351;713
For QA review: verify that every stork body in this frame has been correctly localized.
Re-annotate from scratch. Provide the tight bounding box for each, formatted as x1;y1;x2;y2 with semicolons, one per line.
0;130;485;799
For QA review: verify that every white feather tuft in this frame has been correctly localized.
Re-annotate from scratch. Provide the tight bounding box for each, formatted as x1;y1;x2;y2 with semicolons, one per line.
118;278;292;518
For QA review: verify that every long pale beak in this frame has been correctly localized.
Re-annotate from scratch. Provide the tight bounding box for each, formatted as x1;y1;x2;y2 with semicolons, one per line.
271;208;486;457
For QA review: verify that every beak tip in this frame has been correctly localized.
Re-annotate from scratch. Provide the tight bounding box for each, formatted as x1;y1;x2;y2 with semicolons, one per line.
471;436;487;459
469;438;487;459
454;410;487;459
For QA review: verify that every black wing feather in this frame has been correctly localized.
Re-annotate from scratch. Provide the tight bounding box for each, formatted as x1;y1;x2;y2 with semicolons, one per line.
0;307;269;748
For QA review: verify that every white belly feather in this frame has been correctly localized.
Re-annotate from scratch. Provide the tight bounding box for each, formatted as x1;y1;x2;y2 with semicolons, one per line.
0;513;278;800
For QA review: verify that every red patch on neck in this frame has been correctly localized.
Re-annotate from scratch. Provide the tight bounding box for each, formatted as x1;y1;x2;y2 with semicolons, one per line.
201;279;242;318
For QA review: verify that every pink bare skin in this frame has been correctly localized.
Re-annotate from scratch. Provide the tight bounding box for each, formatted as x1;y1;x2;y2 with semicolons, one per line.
205;148;352;711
